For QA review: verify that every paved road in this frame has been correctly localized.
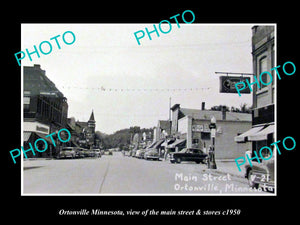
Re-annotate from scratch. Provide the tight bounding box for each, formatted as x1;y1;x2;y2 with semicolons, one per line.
23;152;271;195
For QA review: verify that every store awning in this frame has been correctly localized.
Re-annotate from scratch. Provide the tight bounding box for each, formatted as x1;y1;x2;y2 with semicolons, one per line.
23;131;32;142
148;141;157;148
153;139;165;148
248;124;275;141
161;140;168;147
167;139;186;148
34;132;55;145
161;139;175;147
234;126;264;143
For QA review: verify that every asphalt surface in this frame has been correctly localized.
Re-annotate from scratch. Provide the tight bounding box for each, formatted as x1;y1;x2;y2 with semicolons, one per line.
22;152;272;195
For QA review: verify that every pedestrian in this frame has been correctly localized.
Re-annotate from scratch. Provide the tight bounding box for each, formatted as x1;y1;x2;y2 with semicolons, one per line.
164;148;170;161
203;142;207;154
245;149;252;159
207;145;213;167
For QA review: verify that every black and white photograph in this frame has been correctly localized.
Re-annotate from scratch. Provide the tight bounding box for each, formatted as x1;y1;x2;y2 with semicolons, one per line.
20;24;276;195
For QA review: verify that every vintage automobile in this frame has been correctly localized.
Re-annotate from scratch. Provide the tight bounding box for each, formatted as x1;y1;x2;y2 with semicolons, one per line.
58;147;76;159
244;157;275;192
75;148;85;158
82;149;93;157
143;140;164;160
135;149;144;158
130;149;137;157
92;149;102;158
169;148;208;164
135;147;147;159
144;149;159;160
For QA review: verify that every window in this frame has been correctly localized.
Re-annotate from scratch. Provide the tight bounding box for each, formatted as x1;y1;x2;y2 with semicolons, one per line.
23;96;30;111
259;57;268;89
201;132;210;140
192;138;199;148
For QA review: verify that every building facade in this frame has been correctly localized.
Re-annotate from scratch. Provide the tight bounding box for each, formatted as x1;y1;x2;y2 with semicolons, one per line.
251;25;275;151
235;26;275;157
155;120;171;142
171;104;252;159
23;64;69;157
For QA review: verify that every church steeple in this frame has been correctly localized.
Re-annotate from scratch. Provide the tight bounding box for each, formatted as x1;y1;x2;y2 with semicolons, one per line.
89;110;95;122
87;110;96;135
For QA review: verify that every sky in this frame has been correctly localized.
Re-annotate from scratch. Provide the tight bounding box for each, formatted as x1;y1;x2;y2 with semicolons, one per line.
21;24;254;134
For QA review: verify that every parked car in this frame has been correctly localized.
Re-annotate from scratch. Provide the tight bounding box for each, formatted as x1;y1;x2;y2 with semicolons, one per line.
83;149;92;157
58;147;76;159
103;149;113;156
75;148;85;158
135;148;146;159
93;149;101;158
144;149;159;160
170;148;207;164
130;149;137;157
244;157;274;192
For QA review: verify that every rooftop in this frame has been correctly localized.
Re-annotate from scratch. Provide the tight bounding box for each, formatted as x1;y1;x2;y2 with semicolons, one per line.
180;108;251;122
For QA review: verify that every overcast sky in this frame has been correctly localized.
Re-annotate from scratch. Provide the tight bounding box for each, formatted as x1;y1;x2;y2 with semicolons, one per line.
22;24;254;134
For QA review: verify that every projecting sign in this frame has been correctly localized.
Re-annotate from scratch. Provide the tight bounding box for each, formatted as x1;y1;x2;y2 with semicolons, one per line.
219;76;251;94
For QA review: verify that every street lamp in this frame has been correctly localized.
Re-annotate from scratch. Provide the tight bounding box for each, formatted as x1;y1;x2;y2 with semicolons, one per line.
208;116;217;169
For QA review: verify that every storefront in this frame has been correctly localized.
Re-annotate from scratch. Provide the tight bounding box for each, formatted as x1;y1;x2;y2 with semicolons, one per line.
23;121;56;158
174;111;252;159
235;26;275;157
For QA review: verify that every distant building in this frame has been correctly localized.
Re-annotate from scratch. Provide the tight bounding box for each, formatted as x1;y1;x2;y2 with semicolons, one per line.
23;64;68;157
155;120;171;142
75;110;99;149
235;26;275;157
170;103;252;159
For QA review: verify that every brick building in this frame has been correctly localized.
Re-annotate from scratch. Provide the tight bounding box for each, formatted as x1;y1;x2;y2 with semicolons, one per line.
75;110;99;149
23;64;68;157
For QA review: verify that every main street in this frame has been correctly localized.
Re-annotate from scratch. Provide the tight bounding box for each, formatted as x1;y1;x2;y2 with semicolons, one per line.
23;152;271;195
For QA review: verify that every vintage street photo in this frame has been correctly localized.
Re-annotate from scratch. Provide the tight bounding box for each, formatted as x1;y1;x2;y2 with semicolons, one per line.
21;24;276;195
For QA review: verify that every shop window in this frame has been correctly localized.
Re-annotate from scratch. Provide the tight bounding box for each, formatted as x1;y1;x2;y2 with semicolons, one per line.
201;132;210;140
192;139;199;148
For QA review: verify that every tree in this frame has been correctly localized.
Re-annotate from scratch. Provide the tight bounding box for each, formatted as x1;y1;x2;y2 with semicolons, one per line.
210;105;229;111
239;103;252;113
210;104;251;113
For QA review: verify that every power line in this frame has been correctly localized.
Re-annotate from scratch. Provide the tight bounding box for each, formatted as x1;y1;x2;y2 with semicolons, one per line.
59;86;211;92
